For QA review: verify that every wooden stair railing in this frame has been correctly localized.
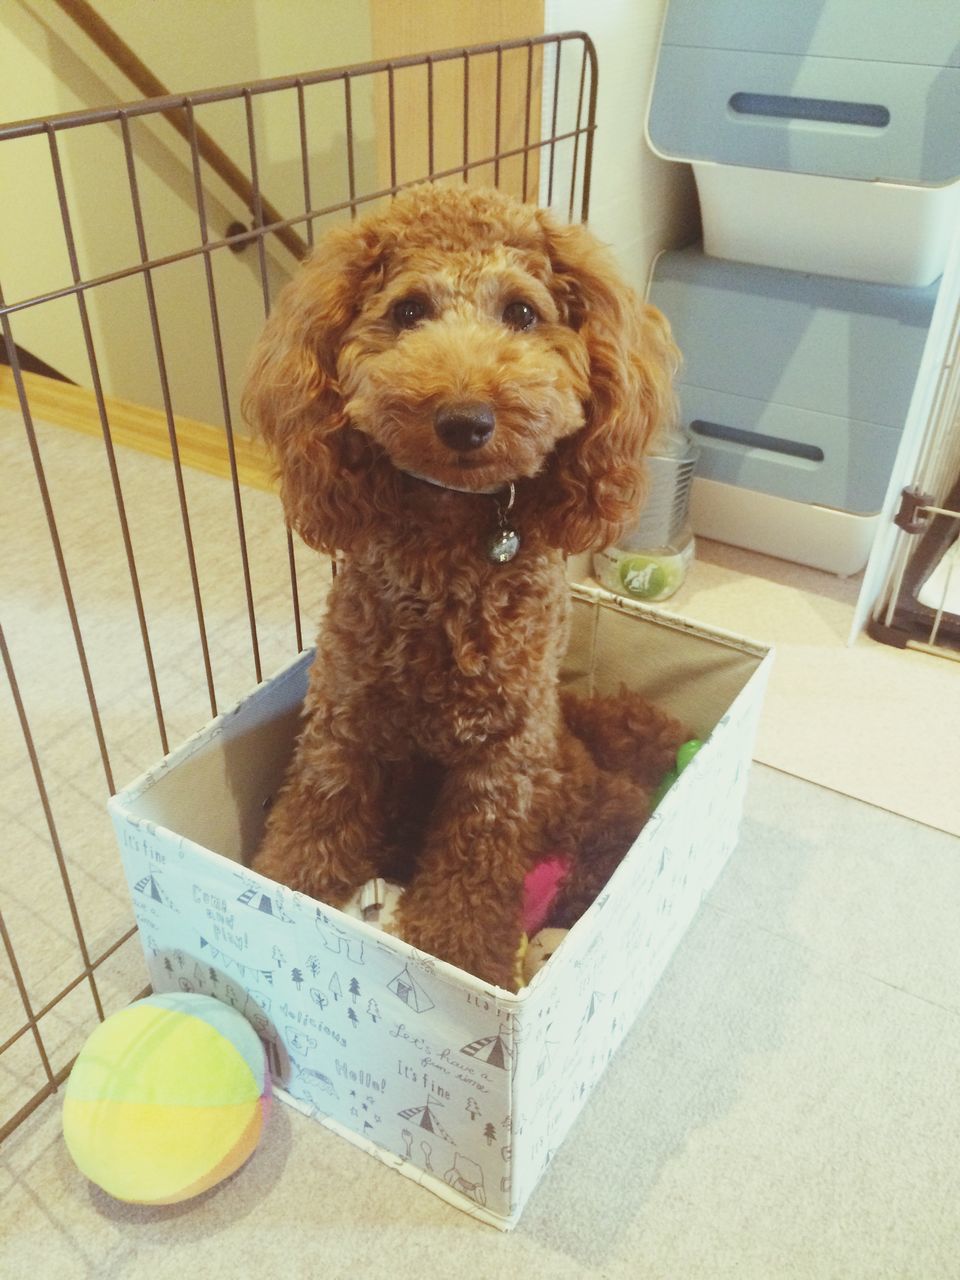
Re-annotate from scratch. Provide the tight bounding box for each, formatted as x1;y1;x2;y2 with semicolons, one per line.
53;0;308;262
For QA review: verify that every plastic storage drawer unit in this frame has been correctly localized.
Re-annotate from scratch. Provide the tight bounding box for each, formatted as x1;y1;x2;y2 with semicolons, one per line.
648;248;938;573
648;0;960;285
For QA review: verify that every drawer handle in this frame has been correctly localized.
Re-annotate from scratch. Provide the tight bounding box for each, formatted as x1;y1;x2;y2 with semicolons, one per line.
691;419;825;463
729;92;890;129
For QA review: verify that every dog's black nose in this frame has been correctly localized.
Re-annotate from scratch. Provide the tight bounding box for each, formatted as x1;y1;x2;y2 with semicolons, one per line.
435;403;495;452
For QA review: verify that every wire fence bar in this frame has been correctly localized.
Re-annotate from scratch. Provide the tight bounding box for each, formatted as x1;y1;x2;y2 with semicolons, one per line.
0;33;593;144
0;622;107;1030
2;127;595;323
0;314;117;797
183;104;264;687
113;117;220;721
0;31;597;1143
295;82;315;253
50;0;308;263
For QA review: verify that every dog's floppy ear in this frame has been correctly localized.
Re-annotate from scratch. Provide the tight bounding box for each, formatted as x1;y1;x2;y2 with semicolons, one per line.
531;215;679;554
242;220;387;554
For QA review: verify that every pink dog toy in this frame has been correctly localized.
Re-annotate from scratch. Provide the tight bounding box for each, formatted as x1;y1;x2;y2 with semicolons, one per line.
522;854;571;936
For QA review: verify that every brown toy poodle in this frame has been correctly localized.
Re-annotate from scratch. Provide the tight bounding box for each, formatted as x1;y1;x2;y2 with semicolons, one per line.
243;184;686;989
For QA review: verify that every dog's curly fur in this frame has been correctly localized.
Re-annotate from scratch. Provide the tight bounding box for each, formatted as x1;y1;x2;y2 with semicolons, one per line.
243;184;686;989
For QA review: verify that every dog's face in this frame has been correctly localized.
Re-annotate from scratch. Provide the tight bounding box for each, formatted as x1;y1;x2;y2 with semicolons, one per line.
243;185;678;555
338;241;589;495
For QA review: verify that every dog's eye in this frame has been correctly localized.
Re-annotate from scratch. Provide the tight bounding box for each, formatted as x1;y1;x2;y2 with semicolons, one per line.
503;300;539;331
392;296;430;330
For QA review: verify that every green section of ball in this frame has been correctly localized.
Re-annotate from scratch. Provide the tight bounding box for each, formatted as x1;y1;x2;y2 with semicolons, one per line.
62;993;271;1205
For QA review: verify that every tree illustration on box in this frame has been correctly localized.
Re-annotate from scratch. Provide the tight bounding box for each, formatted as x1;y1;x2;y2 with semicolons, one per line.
347;1008;359;1027
483;1122;497;1146
291;968;304;990
329;974;343;1002
349;977;361;1003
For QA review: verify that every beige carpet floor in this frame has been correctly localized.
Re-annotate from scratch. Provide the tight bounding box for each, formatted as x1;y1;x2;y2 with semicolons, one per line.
653;539;960;838
4;768;959;1279
3;411;959;1275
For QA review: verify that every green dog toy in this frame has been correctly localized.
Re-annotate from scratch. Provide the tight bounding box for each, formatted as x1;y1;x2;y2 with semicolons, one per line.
653;738;703;808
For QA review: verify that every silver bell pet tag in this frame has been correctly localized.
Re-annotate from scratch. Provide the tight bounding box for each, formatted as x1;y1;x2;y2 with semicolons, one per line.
488;482;520;563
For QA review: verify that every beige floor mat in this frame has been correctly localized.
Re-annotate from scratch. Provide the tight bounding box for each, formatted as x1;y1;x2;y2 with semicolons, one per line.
621;538;960;837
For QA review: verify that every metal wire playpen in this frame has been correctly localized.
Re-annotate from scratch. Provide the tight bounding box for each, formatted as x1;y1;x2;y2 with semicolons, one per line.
0;31;598;1141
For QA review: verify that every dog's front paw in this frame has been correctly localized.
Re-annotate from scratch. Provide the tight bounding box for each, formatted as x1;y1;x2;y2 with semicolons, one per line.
251;834;369;908
396;897;521;990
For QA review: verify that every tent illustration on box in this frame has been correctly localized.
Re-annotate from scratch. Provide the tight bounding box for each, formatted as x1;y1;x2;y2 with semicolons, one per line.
388;965;435;1012
132;872;176;910
398;1096;453;1143
236;884;289;917
461;1033;512;1069
580;991;605;1029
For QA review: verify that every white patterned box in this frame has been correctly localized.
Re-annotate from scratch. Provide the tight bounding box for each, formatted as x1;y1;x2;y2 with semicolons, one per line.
108;584;771;1229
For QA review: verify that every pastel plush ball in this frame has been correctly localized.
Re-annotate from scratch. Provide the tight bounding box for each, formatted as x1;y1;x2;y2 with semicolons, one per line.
63;992;271;1204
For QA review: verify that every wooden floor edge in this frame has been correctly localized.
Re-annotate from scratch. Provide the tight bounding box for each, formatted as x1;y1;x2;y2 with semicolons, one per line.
0;366;277;493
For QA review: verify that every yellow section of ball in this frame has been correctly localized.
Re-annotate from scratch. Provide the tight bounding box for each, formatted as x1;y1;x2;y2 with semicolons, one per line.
63;1095;261;1203
65;1003;259;1108
62;995;269;1203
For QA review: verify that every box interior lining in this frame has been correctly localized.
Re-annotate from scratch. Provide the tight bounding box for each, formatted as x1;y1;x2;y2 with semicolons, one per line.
122;592;767;865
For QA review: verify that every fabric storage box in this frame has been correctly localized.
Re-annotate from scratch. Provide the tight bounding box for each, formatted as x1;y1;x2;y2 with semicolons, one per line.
108;584;772;1229
648;246;938;574
647;0;960;285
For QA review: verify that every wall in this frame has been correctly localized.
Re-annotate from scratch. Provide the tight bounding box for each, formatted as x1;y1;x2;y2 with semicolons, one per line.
1;1;376;427
545;0;698;294
369;0;545;199
92;0;379;230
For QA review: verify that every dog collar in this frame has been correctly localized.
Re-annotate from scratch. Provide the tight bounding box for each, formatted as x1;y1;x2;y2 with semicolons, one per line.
400;470;521;563
400;468;503;496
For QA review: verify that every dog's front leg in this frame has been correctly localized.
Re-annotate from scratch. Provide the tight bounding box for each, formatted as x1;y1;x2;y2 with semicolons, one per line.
395;743;540;988
253;715;384;906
